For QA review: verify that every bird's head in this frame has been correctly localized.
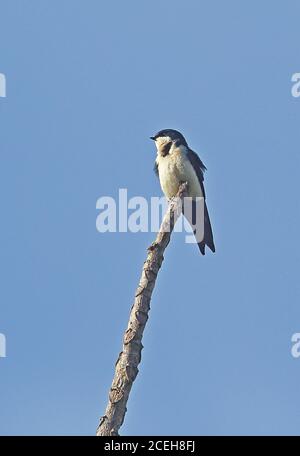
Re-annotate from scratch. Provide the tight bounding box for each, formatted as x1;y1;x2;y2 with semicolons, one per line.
150;129;188;151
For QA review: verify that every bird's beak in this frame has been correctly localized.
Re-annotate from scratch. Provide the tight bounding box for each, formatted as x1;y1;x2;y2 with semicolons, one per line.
150;136;156;141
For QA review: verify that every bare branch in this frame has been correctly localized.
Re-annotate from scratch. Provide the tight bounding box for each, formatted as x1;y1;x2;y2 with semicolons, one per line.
96;182;188;436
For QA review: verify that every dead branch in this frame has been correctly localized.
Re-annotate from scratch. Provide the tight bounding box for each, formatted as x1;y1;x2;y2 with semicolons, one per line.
96;182;188;436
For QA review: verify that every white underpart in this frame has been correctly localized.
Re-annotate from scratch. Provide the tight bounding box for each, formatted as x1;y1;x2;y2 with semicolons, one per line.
155;142;203;199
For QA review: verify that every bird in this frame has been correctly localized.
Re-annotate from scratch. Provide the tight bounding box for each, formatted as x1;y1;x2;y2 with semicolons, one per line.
151;128;215;255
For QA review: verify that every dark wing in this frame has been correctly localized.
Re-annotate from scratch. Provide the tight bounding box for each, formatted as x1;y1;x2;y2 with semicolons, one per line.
185;149;215;254
154;160;159;177
186;149;207;198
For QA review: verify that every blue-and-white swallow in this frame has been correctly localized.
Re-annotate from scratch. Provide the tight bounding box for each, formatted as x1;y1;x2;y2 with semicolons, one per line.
151;129;215;255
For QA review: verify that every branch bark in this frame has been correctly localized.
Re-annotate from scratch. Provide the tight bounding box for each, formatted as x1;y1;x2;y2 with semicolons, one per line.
96;182;188;436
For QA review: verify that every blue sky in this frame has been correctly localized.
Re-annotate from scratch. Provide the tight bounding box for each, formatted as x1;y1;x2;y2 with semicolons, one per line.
0;0;300;435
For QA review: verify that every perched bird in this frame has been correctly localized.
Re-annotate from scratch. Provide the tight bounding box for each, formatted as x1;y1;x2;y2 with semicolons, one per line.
151;129;215;255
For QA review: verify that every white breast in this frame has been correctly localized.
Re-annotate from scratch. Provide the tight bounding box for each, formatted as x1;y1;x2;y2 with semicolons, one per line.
156;145;203;199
